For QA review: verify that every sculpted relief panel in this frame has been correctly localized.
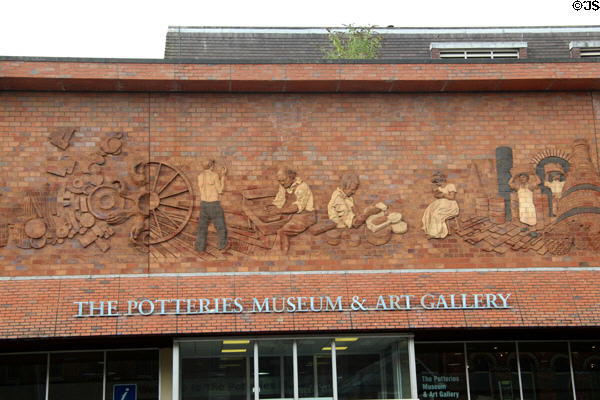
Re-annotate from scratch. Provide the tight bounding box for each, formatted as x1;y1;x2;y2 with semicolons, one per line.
5;131;195;257
1;92;599;273
3;131;598;261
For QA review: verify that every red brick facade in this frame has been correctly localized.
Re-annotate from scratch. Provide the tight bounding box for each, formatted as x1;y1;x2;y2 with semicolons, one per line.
1;60;600;340
0;269;598;340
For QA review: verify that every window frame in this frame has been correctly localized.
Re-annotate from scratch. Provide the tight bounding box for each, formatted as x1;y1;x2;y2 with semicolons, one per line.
175;333;418;400
430;41;527;60
0;347;160;400
570;41;600;58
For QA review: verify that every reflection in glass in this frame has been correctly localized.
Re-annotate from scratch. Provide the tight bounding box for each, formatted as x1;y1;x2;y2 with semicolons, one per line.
48;352;104;400
105;350;159;400
180;337;412;400
181;340;253;400
0;353;47;400
519;342;573;400
571;342;600;400
336;337;411;400
297;339;333;398
415;342;468;400
467;342;519;400
258;340;293;399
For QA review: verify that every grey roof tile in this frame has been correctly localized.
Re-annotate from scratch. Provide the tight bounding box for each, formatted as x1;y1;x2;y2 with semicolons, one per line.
164;26;600;62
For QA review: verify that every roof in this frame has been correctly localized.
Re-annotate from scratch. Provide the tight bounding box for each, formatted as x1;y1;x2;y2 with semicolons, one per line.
164;26;600;61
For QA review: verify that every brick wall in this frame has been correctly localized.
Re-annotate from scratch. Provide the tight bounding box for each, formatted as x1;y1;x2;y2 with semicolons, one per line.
0;269;597;339
1;90;600;276
1;60;600;338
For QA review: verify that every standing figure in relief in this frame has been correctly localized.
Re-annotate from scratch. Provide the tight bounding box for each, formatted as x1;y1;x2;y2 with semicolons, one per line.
544;171;566;218
328;173;378;229
422;171;459;239
195;158;229;255
265;166;316;254
508;170;541;227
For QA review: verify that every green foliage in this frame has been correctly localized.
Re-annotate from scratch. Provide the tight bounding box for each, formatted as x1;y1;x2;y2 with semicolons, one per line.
325;25;383;60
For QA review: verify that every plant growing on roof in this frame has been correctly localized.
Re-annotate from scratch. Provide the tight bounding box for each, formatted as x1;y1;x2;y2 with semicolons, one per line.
325;25;383;60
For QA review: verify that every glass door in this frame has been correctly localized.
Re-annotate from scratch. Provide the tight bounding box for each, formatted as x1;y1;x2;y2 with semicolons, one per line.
297;338;333;399
179;336;414;400
257;340;294;400
180;340;254;400
335;337;411;400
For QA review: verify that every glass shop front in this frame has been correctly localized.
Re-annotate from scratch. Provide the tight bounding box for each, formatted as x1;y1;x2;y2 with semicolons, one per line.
3;336;600;400
0;349;159;400
414;340;600;400
178;336;413;400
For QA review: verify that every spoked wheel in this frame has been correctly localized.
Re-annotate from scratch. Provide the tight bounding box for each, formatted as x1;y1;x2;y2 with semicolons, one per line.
137;161;194;244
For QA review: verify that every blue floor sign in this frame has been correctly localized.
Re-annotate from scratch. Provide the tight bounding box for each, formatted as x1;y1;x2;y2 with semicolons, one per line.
113;384;137;400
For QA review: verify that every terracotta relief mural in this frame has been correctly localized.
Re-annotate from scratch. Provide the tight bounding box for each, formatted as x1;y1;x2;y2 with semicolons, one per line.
9;131;126;252
324;172;408;246
2;128;600;263
1;131;194;256
422;171;459;239
453;140;599;256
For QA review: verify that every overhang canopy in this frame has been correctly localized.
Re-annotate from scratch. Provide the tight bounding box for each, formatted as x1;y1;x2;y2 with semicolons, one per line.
1;58;600;92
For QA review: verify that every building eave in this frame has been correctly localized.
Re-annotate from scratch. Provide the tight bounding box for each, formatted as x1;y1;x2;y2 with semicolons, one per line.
1;59;600;93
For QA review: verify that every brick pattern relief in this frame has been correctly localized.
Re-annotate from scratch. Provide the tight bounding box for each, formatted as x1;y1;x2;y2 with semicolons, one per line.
1;92;600;276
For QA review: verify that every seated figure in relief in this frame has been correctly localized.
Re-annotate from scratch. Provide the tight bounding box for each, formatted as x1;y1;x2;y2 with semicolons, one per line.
328;173;379;229
264;166;317;254
422;171;459;239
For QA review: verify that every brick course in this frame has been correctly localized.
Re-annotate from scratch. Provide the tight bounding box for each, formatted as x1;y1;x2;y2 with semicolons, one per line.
1;60;600;92
1;60;600;338
0;269;596;340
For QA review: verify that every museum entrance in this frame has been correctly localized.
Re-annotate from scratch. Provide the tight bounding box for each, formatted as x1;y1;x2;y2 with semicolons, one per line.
178;335;415;400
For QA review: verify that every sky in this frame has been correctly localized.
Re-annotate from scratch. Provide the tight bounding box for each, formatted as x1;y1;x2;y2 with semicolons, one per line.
1;0;599;59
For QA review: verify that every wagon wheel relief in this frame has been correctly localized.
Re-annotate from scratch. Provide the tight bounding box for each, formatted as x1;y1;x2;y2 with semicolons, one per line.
140;161;194;245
